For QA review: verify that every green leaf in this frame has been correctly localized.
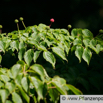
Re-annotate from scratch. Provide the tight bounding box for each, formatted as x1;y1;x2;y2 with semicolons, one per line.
21;77;29;92
23;33;29;37
0;81;4;88
5;100;12;103
95;44;101;54
53;76;66;85
19;41;25;49
34;35;41;42
0;89;10;103
51;80;67;95
30;77;44;100
0;68;7;74
57;43;64;50
83;39;90;47
31;32;38;39
18;48;25;60
82;29;93;38
10;40;19;51
71;29;78;37
69;36;75;41
12;92;23;103
20;36;27;42
27;39;39;47
38;33;46;39
30;64;44;81
58;34;65;41
73;38;82;45
75;46;84;63
44;39;53;47
5;39;11;49
7;70;13;79
11;64;22;79
89;39;101;54
17;85;30;103
12;35;18;40
5;82;16;93
71;45;76;53
82;48;92;65
24;49;34;66
33;51;41;63
0;40;5;53
66;84;83;95
31;27;37;32
17;60;25;65
64;41;70;55
15;73;23;86
90;39;97;46
0;55;2;63
38;45;47;51
43;51;56;69
61;29;70;35
0;75;10;83
52;47;67;61
48;83;60;102
33;96;37;103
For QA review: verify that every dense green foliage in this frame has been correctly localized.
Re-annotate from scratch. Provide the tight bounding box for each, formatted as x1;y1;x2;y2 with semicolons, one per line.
0;21;103;103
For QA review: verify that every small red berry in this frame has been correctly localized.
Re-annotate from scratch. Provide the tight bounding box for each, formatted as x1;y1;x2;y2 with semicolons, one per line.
50;18;54;22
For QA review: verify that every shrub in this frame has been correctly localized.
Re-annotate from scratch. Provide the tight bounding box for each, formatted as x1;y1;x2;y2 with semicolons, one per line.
0;18;103;103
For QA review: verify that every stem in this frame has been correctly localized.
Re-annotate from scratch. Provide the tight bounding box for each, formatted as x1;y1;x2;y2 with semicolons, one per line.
49;22;52;27
48;86;56;89
17;23;20;35
22;21;26;29
47;81;52;85
0;29;2;34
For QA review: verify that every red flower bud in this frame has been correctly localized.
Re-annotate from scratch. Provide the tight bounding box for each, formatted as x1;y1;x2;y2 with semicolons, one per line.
50;18;54;22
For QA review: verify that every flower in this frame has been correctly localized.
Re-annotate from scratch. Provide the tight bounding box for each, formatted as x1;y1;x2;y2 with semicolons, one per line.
50;18;54;22
68;25;72;29
15;19;19;23
20;17;24;21
0;25;3;29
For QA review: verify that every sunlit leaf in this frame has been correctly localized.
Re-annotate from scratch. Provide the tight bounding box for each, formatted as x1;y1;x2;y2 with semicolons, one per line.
0;40;5;52
12;92;23;103
52;47;67;61
0;75;10;83
10;40;19;51
33;51;41;63
19;41;25;49
75;46;84;63
21;77;29;92
30;77;44;100
82;48;92;65
18;48;25;60
30;64;45;81
5;82;16;93
66;84;83;95
24;49;34;66
73;38;82;45
51;80;67;95
82;29;93;38
11;64;22;79
43;51;56;69
71;29;78;37
83;39;90;47
0;89;10;103
17;85;30;103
